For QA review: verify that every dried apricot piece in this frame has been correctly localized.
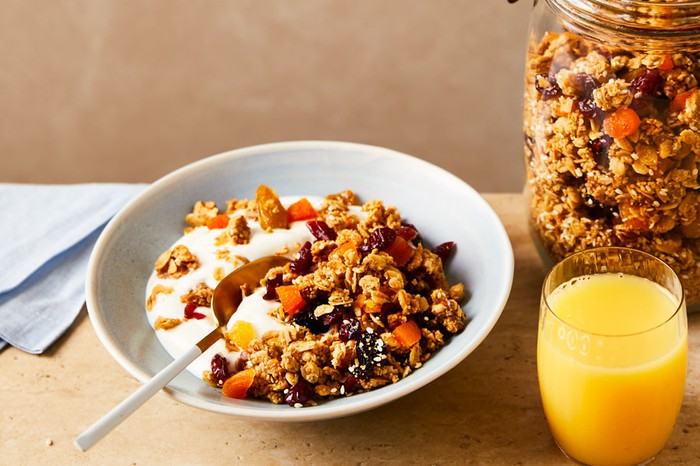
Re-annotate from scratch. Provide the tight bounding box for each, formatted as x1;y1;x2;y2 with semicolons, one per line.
276;285;306;316
287;197;317;222
392;319;421;347
670;89;695;114
356;294;383;314
618;201;651;231
329;241;358;260
384;236;413;266
206;213;230;229
657;55;674;71
256;184;288;231
227;320;256;350
603;108;641;139
363;298;383;314
221;368;256;399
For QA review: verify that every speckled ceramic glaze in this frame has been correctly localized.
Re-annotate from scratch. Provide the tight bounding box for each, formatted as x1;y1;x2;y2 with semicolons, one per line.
85;141;514;421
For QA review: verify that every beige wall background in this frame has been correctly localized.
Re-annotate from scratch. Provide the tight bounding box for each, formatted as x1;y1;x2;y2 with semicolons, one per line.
1;0;532;192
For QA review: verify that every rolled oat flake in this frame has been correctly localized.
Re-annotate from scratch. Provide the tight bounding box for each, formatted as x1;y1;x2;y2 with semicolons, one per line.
523;0;700;310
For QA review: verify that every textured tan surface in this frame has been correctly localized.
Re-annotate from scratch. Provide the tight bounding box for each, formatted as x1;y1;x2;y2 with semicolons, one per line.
0;0;530;192
2;194;700;465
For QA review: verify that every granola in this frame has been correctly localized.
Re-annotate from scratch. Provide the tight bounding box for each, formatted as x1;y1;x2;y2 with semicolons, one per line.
153;244;199;279
146;187;466;406
524;31;700;307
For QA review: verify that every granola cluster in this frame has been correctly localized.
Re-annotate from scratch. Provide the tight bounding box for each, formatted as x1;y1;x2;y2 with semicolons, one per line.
524;31;700;306
154;245;198;279
150;188;467;406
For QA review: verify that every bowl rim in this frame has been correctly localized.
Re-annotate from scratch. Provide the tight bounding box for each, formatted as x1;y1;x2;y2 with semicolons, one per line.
85;140;514;421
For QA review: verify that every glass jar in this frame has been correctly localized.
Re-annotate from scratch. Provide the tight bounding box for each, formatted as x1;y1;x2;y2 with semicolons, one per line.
523;0;700;310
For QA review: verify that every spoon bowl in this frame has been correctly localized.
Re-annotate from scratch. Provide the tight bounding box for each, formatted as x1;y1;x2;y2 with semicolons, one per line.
211;256;291;333
75;255;288;452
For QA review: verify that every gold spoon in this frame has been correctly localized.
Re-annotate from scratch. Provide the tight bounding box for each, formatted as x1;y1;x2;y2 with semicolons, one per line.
195;255;291;352
75;255;291;452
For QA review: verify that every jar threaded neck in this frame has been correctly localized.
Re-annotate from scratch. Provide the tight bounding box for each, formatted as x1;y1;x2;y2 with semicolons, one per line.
546;0;700;49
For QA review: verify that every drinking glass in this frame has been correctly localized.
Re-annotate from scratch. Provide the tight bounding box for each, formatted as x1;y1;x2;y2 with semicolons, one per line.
537;247;687;466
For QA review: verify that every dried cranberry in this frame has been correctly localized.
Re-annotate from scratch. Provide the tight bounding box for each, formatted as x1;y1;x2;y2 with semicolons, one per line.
414;311;440;330
338;319;361;342
263;274;283;301
184;302;206;320
380;302;401;327
359;227;396;254
284;380;315;407
589;135;612;170
293;308;329;334
306;220;337;241
290;241;313;274
396;224;419;241
583;194;614;220
432;241;456;260
535;73;561;100
184;302;197;315
589;134;612;155
630;94;667;118
210;353;230;384
570;73;599;99
576;98;604;120
342;376;358;395
322;307;352;327
630;69;664;97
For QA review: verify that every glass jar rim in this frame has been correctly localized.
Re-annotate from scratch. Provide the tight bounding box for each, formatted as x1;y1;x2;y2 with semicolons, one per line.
541;247;686;338
546;0;700;46
554;0;700;14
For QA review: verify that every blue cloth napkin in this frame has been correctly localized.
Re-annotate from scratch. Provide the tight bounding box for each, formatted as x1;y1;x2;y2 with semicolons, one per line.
0;183;147;354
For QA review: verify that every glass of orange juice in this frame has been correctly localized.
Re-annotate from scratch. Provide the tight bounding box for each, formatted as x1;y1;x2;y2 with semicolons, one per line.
537;247;687;466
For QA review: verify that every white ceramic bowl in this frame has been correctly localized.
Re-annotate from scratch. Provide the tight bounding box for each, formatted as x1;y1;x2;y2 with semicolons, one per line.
86;140;514;421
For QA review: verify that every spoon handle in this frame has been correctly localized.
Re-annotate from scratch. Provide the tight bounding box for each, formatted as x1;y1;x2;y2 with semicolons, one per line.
74;339;208;452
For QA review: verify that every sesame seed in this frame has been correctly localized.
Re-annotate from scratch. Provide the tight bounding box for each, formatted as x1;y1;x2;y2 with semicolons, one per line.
294;403;303;408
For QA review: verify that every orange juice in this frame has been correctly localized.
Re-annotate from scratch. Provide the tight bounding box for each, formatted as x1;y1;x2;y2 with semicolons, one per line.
538;273;687;466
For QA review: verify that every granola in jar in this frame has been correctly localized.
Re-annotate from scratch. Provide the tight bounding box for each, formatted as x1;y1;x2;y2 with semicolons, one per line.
524;0;700;308
145;185;466;406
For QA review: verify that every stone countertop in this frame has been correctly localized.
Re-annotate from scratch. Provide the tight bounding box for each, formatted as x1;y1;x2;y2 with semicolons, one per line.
3;193;699;465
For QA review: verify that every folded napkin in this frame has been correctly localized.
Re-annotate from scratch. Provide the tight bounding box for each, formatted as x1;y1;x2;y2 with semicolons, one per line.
0;183;146;354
